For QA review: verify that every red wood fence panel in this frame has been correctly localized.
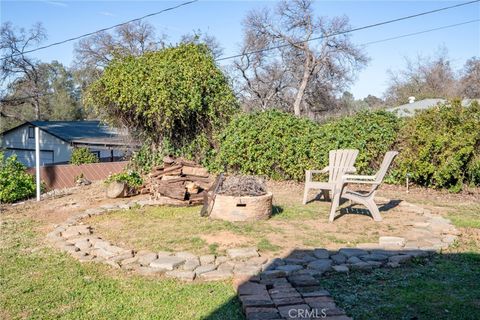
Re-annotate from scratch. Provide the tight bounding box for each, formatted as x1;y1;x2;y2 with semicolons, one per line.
27;161;128;190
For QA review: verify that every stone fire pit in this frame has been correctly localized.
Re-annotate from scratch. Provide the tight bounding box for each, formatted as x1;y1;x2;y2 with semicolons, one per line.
204;175;273;222
209;192;273;222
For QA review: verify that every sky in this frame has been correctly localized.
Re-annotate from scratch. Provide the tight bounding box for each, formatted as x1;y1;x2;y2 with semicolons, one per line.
1;0;479;99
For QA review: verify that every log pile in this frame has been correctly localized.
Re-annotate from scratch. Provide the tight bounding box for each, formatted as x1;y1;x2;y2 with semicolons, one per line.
140;156;213;205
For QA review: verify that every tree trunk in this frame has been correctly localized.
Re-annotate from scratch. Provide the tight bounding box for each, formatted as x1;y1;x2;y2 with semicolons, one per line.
293;53;313;116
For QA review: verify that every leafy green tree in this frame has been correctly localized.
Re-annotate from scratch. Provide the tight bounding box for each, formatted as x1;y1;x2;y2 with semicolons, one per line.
85;43;238;153
0;152;36;203
70;147;98;165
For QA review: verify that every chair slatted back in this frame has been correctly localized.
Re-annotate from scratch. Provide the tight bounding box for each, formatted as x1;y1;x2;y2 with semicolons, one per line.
328;149;359;183
373;151;398;184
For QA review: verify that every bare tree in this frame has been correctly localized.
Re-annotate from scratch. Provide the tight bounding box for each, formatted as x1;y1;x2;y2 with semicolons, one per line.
1;22;47;120
460;57;480;99
234;0;368;116
384;49;459;105
180;29;224;59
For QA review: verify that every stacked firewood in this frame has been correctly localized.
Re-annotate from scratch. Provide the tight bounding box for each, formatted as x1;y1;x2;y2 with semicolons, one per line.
140;156;213;204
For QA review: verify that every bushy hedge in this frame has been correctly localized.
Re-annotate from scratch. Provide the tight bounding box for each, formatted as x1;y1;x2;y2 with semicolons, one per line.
392;100;480;191
0;152;36;203
70;147;98;165
211;110;400;180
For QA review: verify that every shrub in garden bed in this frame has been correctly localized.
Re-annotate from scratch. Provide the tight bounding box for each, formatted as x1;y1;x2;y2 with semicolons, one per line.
391;100;480;191
0;152;36;203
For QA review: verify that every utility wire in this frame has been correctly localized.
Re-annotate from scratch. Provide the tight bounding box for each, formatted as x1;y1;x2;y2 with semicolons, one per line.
0;0;198;60
361;19;480;46
215;0;480;61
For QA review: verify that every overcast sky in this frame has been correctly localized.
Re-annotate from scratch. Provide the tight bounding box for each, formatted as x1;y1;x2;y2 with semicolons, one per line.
1;0;479;100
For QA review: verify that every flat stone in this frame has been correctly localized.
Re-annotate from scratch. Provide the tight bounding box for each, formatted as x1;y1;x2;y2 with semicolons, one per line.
288;275;319;287
238;281;267;296
120;256;139;266
307;259;332;272
379;236;406;247
273;296;304;307
278;304;310;318
217;261;235;272
359;253;388;262
245;307;280;320
104;259;121;269
276;264;303;274
74;239;91;251
330;254;347;264
200;254;216;265
312;249;330;259
240;294;274;309
136;266;164;276
338;248;367;257
91;248;116;259
300;289;331;298
346;256;362;264
182;258;201;271
137;252;158;266
200;270;233;281
150;256;185;270
92;240;111;249
349;262;373;270
234;263;262;276
165;270;195;281
304;297;337;310
332;265;349;273
388;254;413;264
247;256;268;265
175;251;197;260
109;251;134;263
195;264;216;275
283;258;305;265
260;270;288;279
227;247;259;260
215;256;230;265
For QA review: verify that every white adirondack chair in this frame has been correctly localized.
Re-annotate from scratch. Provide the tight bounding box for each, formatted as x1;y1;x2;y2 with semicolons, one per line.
328;151;398;222
303;149;358;204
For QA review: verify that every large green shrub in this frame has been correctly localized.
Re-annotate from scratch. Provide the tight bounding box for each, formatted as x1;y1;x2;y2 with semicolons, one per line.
0;152;36;203
70;147;98;165
212;110;400;180
85;43;238;152
392;100;480;191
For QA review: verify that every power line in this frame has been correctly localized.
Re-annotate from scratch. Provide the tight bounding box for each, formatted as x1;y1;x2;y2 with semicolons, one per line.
361;19;480;47
1;0;198;61
215;0;480;62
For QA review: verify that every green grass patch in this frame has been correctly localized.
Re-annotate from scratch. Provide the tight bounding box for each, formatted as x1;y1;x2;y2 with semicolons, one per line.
0;216;243;320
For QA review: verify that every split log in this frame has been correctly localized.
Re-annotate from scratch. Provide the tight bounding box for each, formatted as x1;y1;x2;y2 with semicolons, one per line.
182;166;209;177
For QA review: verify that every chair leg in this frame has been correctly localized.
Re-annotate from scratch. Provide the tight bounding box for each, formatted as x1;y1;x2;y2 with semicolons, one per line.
321;189;330;201
328;191;341;222
302;186;309;204
366;197;382;221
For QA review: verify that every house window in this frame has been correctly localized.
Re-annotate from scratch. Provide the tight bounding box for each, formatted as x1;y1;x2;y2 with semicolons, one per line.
28;126;35;139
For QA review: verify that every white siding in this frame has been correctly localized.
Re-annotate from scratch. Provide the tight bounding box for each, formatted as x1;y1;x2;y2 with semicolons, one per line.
0;124;73;167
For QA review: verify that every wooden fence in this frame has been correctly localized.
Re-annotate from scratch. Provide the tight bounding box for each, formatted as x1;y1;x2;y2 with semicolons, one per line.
27;161;128;190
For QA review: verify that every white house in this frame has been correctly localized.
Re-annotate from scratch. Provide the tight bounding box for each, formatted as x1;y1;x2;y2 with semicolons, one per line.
0;121;136;167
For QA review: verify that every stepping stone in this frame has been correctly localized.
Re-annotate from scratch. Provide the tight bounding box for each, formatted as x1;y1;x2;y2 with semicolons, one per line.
182;258;200;271
175;251;197;260
199;269;232;281
238;282;268;296
91;248;116;259
313;249;330;259
359;253;388;262
278;304;311;318
332;265;349;273
200;254;216;265
273;296;304;307
338;248;367;257
288;275;319;287
195;264;217;275
165;270;195;281
245;307;280;320
217;261;235;272
388;254;413;264
240;294;274;309
137;252;158;266
234;263;262;276
379;236;406;247
330;254;347;264
346;256;362;264
307;259;332;272
74;239;91;251
260;270;287;279
227;247;259;260
276;264;303;274
215;256;230;265
150;256;185;271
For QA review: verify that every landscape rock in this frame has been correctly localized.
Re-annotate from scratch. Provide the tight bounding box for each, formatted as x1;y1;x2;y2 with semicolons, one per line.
195;264;217;275
199;269;233;281
307;259;332;272
227;247;259;260
182;258;201;271
137;252;158;266
165;270;196;281
199;255;216;265
338;248;367;257
332;265;349;273
150;256;185;271
312;249;330;259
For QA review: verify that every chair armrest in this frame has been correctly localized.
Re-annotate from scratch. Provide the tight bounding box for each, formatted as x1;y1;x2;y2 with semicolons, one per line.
345;167;356;173
306;166;329;174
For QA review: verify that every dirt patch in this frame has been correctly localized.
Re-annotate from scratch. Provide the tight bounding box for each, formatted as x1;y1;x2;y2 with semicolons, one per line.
200;231;252;248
